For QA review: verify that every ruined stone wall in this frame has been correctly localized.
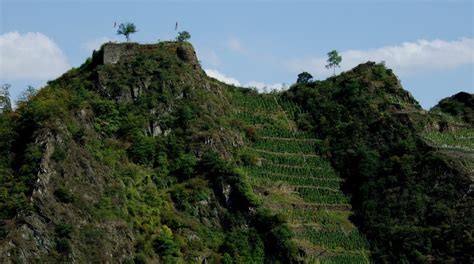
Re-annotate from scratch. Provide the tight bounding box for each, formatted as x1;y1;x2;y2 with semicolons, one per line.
102;43;140;64
101;42;199;66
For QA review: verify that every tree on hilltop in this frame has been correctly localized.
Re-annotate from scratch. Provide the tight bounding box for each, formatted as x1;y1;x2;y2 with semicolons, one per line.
296;72;313;84
117;22;137;42
18;85;37;104
0;83;12;112
176;31;191;42
325;50;342;76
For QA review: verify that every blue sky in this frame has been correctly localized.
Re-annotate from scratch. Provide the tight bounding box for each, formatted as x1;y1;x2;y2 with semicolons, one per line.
1;0;473;109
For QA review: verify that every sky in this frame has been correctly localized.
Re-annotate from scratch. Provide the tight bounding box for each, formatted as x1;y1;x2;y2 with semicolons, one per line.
0;0;473;109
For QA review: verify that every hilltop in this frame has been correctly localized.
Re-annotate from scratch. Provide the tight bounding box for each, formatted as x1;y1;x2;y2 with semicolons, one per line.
432;92;474;126
0;42;472;263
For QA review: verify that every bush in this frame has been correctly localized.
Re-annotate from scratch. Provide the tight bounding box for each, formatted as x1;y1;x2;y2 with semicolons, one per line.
51;147;66;162
133;253;147;264
237;149;259;166
198;152;260;211
54;188;75;203
56;238;72;254
219;230;264;263
128;131;156;166
253;209;298;263
153;226;181;262
92;99;120;136
55;223;73;238
172;153;196;181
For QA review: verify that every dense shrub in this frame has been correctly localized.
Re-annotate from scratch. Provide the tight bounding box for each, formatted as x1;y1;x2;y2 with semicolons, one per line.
92;99;120;136
54;188;75;203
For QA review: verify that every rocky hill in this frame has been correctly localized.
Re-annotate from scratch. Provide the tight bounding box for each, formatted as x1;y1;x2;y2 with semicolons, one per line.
0;43;472;263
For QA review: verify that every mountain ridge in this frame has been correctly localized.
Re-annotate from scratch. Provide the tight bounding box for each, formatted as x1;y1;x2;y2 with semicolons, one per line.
0;42;472;263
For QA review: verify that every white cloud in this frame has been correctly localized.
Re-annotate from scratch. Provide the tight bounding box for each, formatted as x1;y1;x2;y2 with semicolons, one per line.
245;81;287;92
83;36;115;53
0;32;70;80
288;38;474;77
205;68;287;92
226;37;247;54
205;69;241;86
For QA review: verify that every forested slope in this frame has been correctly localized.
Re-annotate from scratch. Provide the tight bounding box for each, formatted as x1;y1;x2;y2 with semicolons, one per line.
285;62;473;263
0;43;472;263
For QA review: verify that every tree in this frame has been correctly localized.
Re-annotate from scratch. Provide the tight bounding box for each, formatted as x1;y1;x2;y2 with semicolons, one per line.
0;84;12;113
117;22;137;42
296;72;313;84
18;85;37;103
176;31;191;42
325;50;342;76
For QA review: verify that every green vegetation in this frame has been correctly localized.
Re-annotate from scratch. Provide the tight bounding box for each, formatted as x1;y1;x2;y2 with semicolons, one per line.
230;88;370;263
176;31;191;42
0;41;471;263
422;128;474;150
431;91;474;125
325;50;342;76
0;42;301;263
286;62;473;263
297;72;313;84
117;22;137;42
0;84;12;112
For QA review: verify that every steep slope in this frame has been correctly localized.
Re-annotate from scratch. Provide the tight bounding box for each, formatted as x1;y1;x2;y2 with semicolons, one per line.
230;89;370;263
0;43;472;263
422;92;474;181
286;62;473;263
0;42;289;263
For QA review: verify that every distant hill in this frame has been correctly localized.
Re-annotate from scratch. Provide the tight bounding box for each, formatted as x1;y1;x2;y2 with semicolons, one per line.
432;91;474;125
0;43;472;263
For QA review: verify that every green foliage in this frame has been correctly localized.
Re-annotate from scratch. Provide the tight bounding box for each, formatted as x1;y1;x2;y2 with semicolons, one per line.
0;110;34;226
0;42;400;263
133;253;147;264
325;50;342;75
117;22;137;42
431;92;474;125
169;178;210;213
0;113;14;167
51;146;66;162
219;229;265;263
153;226;181;263
222;253;233;264
55;223;73;238
55;223;73;255
171;153;197;181
231;87;369;262
422;128;474;150
253;209;298;263
18;85;37;103
128;131;156;166
54;187;75;203
56;238;72;254
175;103;194;131
286;62;473;263
199;152;261;210
298;228;368;250
92;99;120;136
236;148;259;166
296;72;313;84
0;83;12;112
176;31;191;42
